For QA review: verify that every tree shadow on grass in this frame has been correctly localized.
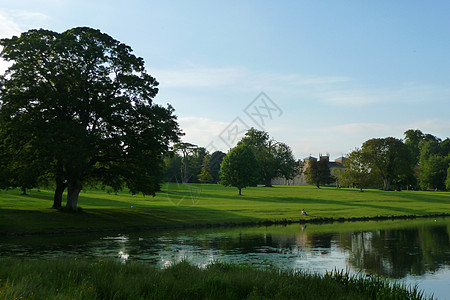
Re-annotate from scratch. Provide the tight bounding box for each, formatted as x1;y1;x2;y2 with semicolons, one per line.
391;191;450;205
161;186;445;216
243;195;430;216
0;205;264;236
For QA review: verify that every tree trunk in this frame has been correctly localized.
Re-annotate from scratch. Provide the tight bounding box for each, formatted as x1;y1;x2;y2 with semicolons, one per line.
52;160;66;209
182;152;189;184
66;179;82;211
383;177;391;191
264;177;272;187
52;179;67;209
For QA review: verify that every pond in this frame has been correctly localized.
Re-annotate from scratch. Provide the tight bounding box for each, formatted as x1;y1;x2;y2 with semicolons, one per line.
1;218;449;299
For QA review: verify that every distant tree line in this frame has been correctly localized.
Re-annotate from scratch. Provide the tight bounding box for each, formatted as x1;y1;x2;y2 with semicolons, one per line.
167;128;298;195
163;143;226;184
336;130;450;192
167;128;450;195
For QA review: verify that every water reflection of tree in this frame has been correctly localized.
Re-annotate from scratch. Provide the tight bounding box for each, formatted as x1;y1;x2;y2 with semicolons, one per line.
343;225;450;278
173;231;338;257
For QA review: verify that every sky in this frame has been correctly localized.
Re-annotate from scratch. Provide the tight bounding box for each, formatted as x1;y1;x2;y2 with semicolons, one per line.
1;0;449;160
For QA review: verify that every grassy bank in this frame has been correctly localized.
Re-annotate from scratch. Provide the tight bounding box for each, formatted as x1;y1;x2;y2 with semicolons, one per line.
0;258;433;300
1;184;449;235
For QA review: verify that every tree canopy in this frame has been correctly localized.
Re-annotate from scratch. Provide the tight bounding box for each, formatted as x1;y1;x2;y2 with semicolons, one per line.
238;128;296;187
418;138;450;190
340;149;376;192
219;144;259;195
198;156;214;183
173;142;197;183
209;151;226;184
0;27;181;210
361;137;413;191
303;157;331;188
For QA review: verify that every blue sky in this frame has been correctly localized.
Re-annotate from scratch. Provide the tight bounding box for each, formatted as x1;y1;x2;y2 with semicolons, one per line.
1;1;449;159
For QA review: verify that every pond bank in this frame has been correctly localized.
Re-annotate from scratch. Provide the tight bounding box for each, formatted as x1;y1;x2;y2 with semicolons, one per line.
2;209;449;237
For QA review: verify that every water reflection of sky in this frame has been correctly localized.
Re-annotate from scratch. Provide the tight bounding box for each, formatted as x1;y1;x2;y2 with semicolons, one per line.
1;218;449;299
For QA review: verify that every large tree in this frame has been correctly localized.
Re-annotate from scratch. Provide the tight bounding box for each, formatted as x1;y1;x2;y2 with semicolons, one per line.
404;130;450;190
209;151;226;184
162;153;183;183
446;166;450;191
304;157;331;188
173;142;197;183
219;144;259;195
341;149;376;192
198;155;214;183
418;138;450;190
0;27;181;210
188;147;208;183
238;128;296;187
361;137;413;191
404;129;425;165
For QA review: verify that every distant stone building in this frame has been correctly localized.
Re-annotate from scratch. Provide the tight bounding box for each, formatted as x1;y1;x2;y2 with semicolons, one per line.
271;154;345;186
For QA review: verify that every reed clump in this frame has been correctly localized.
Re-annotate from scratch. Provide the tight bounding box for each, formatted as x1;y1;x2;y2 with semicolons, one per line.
0;258;433;300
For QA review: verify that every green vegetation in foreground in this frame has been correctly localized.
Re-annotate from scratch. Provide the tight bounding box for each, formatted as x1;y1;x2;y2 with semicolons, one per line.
1;184;449;235
0;258;433;300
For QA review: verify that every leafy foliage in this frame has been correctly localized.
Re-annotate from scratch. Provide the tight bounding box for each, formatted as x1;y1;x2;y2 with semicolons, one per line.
219;144;259;195
209;151;226;184
304;157;331;188
173;142;198;183
446;166;450;191
0;27;181;210
340;149;377;191
361;137;413;191
198;155;214;183
238;128;296;187
163;153;183;183
419;138;450;190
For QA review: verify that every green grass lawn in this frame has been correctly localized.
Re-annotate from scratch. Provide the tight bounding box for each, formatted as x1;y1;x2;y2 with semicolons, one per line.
1;184;449;235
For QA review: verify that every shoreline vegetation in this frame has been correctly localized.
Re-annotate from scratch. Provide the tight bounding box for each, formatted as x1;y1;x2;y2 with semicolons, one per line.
1;184;449;236
0;258;434;300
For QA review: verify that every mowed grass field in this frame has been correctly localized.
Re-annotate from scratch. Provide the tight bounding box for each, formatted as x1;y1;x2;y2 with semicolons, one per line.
1;184;449;235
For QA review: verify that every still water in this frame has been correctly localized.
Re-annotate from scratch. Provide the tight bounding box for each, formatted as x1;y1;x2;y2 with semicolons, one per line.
1;218;449;299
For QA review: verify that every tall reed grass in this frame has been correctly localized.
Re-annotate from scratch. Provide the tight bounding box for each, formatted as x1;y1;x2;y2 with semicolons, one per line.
0;258;433;300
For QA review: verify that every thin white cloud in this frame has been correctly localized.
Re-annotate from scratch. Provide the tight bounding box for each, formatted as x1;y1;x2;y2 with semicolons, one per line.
305;121;450;143
153;64;450;110
0;9;50;37
312;123;400;136
153;66;247;88
406;119;450;134
0;9;52;75
294;119;450;158
159;65;450;158
178;116;231;151
0;10;22;75
152;65;351;91
9;10;50;26
315;89;383;106
179;116;229;136
0;10;22;38
316;83;450;107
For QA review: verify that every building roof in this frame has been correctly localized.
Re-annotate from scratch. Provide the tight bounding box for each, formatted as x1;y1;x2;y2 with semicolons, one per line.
329;161;345;168
303;155;317;160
